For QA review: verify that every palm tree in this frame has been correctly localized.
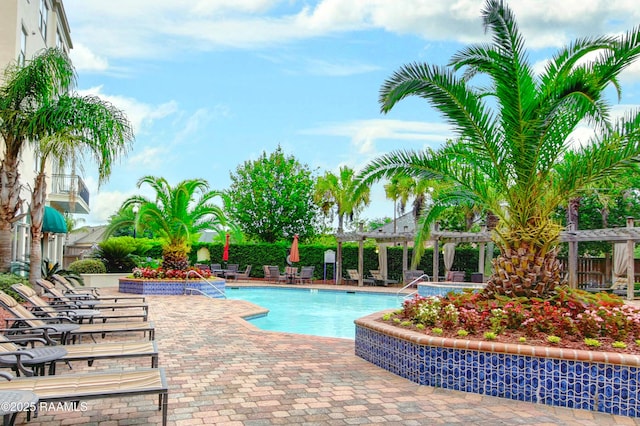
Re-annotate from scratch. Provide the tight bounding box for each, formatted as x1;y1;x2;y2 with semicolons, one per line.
28;99;132;283
0;48;71;271
108;176;229;270
357;0;640;299
384;174;414;233
314;166;370;283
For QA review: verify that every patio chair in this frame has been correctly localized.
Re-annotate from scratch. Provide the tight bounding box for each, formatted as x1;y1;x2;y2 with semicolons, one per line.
403;270;425;285
370;270;398;287
50;275;146;302
210;263;224;277
12;284;148;323
268;266;287;284
0;291;155;343
0;330;159;376
232;265;251;281
345;270;374;286
0;368;169;425
262;265;272;281
224;264;239;280
297;266;314;285
35;280;149;321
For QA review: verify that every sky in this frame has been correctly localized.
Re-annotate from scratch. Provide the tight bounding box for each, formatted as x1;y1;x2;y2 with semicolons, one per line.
63;0;640;227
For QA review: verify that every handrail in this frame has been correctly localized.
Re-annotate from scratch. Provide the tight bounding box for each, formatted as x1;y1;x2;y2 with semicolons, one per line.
184;270;227;298
396;274;429;300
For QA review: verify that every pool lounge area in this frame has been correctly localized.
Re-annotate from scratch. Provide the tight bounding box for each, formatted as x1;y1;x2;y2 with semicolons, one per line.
13;282;640;425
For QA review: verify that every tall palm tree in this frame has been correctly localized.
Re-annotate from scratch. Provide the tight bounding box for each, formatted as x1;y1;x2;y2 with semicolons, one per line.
108;176;229;270
0;48;72;271
357;0;640;299
384;174;414;233
314;166;370;283
28;99;132;283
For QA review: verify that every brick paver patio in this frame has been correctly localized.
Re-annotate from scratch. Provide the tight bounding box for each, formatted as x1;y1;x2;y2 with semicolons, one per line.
10;283;640;425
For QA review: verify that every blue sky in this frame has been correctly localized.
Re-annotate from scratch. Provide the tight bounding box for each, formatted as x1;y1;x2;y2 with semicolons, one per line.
64;0;640;227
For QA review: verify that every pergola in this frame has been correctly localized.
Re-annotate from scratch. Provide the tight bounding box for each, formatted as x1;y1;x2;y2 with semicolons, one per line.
335;217;640;300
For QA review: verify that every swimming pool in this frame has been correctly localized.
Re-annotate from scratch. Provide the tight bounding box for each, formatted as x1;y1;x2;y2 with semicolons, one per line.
225;287;402;339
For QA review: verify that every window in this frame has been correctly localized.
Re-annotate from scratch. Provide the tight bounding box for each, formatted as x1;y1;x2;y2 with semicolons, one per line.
18;27;27;67
39;0;48;39
56;28;63;50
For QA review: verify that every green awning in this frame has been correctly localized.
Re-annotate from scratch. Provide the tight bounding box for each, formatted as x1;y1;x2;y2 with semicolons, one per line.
42;206;67;234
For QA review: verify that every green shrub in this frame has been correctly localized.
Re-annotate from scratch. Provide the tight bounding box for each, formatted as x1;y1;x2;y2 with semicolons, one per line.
95;237;139;273
68;259;106;274
0;273;31;301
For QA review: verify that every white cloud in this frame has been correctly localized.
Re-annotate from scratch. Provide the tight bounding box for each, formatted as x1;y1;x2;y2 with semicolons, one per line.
76;86;179;134
69;43;109;72
67;1;640;65
305;119;451;155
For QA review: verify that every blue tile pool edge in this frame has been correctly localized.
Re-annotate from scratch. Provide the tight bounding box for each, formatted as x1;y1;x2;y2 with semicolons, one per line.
119;278;226;298
354;312;640;417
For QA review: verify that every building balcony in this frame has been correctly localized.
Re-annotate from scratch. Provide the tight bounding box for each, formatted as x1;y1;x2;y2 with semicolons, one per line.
48;174;90;214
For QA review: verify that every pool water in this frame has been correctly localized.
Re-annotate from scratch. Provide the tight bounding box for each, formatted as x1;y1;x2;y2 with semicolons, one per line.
225;287;402;339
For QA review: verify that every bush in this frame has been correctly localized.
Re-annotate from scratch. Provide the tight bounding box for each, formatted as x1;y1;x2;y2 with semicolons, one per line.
0;273;31;301
68;259;107;274
94;237;140;273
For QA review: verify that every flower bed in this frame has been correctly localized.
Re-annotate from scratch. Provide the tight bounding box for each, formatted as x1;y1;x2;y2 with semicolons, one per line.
355;312;640;417
119;277;225;298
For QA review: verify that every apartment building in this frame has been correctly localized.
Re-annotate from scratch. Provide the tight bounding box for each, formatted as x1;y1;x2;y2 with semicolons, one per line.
0;0;87;267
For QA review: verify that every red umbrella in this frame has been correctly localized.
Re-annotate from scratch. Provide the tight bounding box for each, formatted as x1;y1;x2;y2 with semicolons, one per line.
289;234;300;263
222;233;230;262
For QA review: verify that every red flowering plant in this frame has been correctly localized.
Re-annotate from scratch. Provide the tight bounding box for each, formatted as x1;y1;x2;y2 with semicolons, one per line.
388;286;640;352
132;266;211;280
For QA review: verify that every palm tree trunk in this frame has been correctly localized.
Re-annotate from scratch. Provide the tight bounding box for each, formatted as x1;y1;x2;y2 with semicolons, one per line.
0;154;25;272
29;173;47;285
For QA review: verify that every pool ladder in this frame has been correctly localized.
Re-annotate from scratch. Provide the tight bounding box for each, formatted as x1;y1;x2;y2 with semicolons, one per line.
184;270;227;299
396;274;429;301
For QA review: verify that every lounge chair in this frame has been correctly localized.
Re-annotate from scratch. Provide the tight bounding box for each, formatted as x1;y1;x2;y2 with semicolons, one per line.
0;291;155;343
35;279;149;321
12;284;148;323
0;368;169;425
370;270;398;287
50;275;146;302
297;266;314;284
0;331;159;376
345;270;374;286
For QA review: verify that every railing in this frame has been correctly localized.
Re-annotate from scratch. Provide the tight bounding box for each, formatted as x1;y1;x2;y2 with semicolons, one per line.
51;174;90;206
396;274;429;301
184;270;226;298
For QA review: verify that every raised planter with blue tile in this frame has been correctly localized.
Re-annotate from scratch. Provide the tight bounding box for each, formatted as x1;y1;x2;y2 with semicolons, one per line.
119;278;226;298
355;312;640;417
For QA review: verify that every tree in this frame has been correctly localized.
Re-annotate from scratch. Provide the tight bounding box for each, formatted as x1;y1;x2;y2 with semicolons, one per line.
227;146;318;243
384;174;414;233
357;0;640;299
0;48;70;271
28;95;132;283
314;165;370;284
107;176;229;270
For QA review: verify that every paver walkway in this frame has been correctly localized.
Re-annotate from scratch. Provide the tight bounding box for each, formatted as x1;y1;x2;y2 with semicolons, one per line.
13;284;640;425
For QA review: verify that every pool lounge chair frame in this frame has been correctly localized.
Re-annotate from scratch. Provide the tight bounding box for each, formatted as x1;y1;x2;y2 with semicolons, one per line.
0;291;155;343
1;329;159;369
50;275;146;302
12;284;148;323
0;368;169;425
35;280;149;321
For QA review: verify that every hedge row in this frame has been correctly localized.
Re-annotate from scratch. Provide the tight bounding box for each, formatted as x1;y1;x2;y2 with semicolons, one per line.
189;242;486;282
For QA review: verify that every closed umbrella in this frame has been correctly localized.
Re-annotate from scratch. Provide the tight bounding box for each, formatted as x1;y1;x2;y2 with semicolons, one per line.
223;234;230;262
289;234;300;263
